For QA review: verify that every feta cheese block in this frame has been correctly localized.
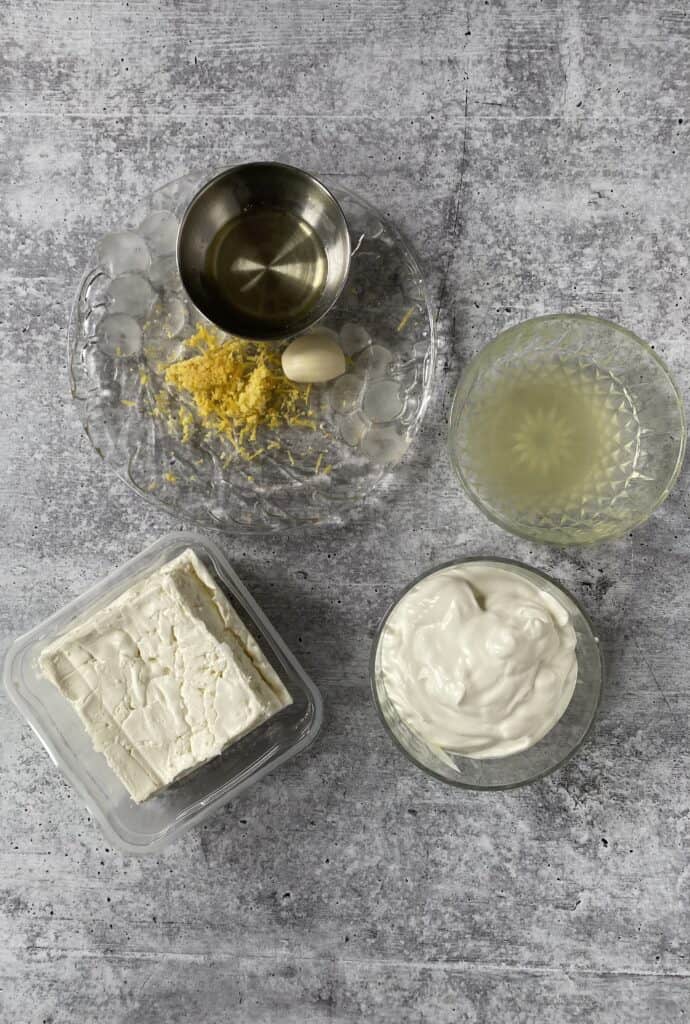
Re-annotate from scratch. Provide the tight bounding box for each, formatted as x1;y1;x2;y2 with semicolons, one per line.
38;549;292;802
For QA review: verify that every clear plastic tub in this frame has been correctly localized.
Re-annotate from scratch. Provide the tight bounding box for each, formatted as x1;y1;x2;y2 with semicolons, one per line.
3;531;323;854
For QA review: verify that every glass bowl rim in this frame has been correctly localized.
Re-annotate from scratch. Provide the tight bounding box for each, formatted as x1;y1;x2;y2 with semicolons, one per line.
447;312;687;546
369;555;604;791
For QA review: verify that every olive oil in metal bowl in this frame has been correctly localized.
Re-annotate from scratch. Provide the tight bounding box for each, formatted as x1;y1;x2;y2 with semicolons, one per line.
177;163;351;342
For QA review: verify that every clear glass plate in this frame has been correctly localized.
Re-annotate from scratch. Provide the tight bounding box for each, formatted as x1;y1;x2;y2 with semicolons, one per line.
3;531;323;854
68;172;436;532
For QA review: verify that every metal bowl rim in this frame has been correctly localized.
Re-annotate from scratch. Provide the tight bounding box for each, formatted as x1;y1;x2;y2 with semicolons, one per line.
176;161;352;340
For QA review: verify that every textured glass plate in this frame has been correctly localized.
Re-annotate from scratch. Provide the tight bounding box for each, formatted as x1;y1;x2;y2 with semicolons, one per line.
3;531;323;855
68;171;436;532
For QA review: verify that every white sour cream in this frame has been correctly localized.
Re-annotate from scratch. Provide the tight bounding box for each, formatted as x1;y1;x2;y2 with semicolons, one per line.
378;563;578;759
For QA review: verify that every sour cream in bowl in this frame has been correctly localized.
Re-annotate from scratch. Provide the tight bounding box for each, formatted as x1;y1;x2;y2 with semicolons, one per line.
371;559;602;790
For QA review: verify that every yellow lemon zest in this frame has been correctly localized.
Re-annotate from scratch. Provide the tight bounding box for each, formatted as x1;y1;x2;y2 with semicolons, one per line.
162;324;314;460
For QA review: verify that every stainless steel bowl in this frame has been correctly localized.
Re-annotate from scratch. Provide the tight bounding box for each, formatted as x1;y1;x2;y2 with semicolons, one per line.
177;162;351;341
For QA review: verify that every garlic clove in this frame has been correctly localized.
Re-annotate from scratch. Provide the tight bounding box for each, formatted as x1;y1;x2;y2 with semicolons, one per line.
281;328;346;384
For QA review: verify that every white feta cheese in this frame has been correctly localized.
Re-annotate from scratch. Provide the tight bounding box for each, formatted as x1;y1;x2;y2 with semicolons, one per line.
38;549;292;802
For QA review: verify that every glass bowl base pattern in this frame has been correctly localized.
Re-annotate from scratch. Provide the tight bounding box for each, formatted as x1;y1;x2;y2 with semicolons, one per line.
69;172;436;532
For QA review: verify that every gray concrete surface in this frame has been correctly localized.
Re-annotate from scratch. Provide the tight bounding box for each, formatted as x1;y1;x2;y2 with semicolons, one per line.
1;1;689;1021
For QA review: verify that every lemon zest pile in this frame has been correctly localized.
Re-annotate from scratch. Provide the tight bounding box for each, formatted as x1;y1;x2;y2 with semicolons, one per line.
161;324;315;460
396;306;415;333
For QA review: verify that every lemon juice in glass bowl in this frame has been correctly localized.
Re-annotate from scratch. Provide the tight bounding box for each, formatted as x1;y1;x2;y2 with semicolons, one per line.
449;314;686;545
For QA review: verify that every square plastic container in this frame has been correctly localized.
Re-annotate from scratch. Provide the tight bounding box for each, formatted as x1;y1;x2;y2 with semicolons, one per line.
3;531;323;855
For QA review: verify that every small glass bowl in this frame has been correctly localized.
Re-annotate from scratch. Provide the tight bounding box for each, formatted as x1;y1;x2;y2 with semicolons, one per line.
3;531;323;854
370;558;603;790
448;314;686;545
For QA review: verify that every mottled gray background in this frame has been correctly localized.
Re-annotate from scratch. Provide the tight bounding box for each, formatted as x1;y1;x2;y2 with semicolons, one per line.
1;1;689;1021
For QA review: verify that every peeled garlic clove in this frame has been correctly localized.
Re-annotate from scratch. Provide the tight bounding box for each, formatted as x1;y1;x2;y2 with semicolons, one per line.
281;328;346;384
